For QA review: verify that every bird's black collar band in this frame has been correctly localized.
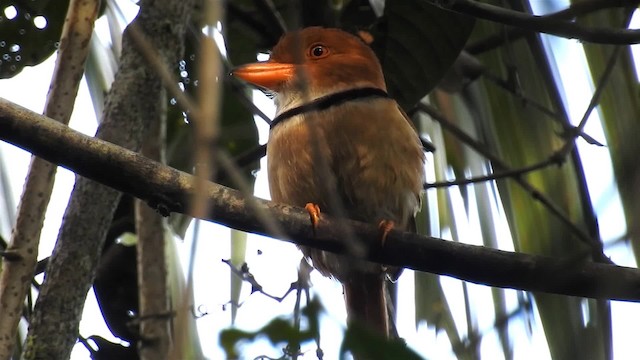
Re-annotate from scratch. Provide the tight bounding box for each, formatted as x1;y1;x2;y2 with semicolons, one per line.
270;87;389;129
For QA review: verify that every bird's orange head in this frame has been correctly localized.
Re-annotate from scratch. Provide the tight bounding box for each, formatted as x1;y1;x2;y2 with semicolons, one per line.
232;27;386;97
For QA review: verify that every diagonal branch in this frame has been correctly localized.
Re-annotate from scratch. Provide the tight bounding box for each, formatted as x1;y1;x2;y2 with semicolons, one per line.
436;0;640;44
2;98;640;301
466;0;639;53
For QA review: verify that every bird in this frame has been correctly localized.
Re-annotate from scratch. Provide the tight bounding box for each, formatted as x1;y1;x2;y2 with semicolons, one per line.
233;27;425;339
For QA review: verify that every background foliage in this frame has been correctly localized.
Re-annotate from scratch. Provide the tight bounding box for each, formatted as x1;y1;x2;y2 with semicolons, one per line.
0;0;639;359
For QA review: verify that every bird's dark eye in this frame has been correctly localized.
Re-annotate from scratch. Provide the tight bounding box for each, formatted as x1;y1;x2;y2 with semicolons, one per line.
309;44;329;59
312;46;324;57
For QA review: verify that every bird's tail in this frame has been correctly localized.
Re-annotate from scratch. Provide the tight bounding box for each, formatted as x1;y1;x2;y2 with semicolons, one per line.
343;273;389;337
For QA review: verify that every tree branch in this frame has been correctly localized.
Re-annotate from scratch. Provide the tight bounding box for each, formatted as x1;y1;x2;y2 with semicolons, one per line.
1;98;640;301
466;0;639;53
436;0;640;44
0;0;101;357
21;0;196;358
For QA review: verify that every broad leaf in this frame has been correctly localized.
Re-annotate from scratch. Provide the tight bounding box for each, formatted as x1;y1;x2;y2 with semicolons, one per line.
369;1;475;109
0;0;69;78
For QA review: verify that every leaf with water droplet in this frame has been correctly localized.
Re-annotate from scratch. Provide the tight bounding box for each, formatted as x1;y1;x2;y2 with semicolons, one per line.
0;0;70;78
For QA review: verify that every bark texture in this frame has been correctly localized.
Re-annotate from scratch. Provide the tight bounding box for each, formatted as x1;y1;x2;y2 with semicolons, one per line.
0;0;100;357
22;0;194;358
136;100;171;360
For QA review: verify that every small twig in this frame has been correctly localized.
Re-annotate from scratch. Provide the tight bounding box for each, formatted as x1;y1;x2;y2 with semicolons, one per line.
77;335;96;354
482;71;603;146
215;28;273;126
226;76;273;125
604;233;630;248
25;287;33;318
571;46;623;140
542;11;629;163
457;296;533;354
217;151;288;241
437;0;640;44
232;144;267;169
289;259;313;360
222;258;318;359
128;310;177;328
253;355;283;360
425;155;562;189
222;259;303;303
0;250;21;261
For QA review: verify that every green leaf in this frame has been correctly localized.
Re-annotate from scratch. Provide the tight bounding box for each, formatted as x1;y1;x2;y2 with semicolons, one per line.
0;0;70;78
369;1;475;110
229;229;247;324
340;322;424;360
219;299;322;359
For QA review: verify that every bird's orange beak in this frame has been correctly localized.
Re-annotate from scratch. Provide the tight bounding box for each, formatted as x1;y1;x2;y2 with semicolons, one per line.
232;61;296;90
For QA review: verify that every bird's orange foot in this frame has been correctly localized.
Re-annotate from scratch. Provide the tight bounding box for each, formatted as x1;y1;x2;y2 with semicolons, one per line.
304;203;321;235
378;220;395;247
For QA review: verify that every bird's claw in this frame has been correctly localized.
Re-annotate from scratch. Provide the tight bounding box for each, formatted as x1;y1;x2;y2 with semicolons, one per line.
305;203;321;235
378;220;395;247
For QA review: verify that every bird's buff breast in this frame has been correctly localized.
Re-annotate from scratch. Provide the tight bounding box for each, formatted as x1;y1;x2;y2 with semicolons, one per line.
267;101;423;219
266;100;424;279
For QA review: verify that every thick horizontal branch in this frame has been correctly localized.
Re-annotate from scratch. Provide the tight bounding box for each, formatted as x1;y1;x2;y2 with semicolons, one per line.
437;0;640;44
1;97;640;301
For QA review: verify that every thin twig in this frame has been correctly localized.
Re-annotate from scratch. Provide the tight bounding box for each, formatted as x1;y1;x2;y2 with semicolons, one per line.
232;144;267;169
425;156;562;189
290;280;304;360
457;297;533;354
224;70;273;125
482;70;603;146
540;19;626;163
221;259;305;303
217;151;287;241
571;47;623;140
